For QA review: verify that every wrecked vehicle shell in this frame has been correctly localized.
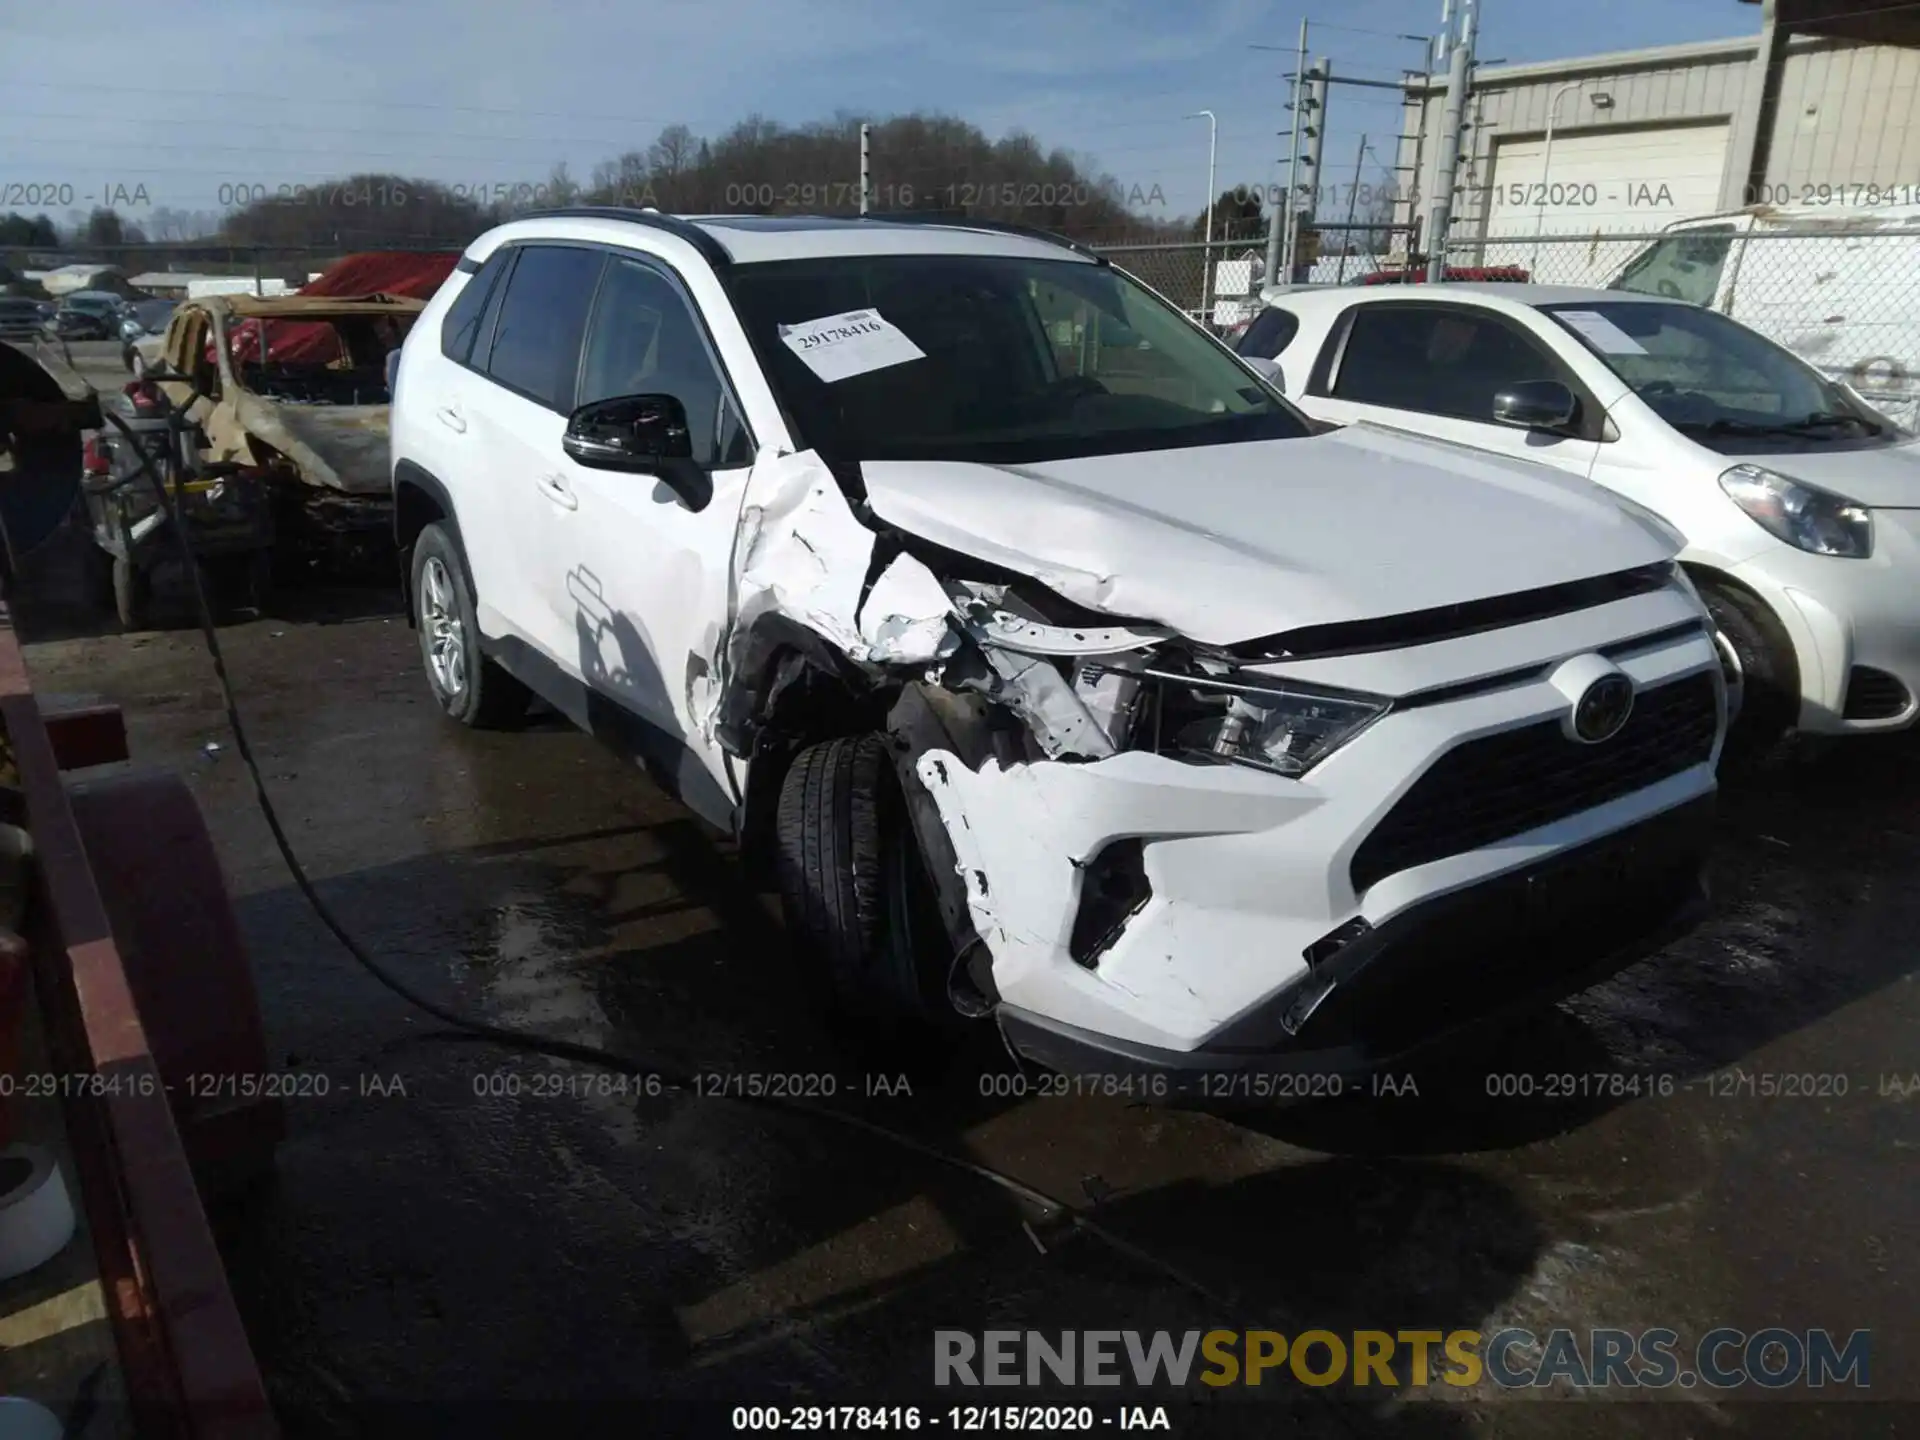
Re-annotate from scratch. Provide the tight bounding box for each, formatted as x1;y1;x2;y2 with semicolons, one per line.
156;293;421;497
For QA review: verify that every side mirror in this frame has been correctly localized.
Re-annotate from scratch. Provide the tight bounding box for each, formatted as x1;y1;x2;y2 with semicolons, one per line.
563;393;711;512
1492;379;1579;432
1243;356;1285;392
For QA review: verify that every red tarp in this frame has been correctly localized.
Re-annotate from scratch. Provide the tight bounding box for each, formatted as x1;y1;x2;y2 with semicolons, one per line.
300;250;460;301
229;251;459;366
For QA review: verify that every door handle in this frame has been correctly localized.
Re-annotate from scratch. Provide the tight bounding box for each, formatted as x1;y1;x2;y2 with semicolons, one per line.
435;404;466;433
536;472;578;511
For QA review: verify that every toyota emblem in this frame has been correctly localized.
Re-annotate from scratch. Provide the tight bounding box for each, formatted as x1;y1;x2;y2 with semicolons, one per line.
1572;674;1635;744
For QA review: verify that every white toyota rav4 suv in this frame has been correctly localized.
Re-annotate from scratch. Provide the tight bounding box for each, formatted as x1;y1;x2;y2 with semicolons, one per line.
390;209;1728;1090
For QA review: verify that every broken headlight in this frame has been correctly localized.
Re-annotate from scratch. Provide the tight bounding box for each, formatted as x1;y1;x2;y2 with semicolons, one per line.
1142;666;1391;778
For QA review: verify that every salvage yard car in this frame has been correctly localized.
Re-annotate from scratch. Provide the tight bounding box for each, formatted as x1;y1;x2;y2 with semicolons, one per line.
391;210;1730;1086
0;296;47;341
1238;284;1919;757
147;292;422;569
79;385;275;630
51;291;127;340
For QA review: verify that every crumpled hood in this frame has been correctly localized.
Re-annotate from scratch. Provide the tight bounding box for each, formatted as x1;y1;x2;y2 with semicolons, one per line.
1724;436;1920;509
859;424;1679;646
239;400;391;495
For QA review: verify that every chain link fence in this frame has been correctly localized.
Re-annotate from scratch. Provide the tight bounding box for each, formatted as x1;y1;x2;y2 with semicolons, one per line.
1445;227;1920;426
1088;238;1400;322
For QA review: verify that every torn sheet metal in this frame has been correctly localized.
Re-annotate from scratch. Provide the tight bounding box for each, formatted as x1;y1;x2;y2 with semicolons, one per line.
970;646;1116;759
957;603;1170;657
700;449;959;737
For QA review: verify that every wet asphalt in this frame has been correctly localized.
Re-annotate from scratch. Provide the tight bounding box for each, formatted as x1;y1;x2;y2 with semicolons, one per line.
5;364;1917;1436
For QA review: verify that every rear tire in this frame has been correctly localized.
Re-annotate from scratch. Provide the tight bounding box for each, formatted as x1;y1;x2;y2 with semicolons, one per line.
774;734;957;1030
411;522;529;729
1702;582;1796;771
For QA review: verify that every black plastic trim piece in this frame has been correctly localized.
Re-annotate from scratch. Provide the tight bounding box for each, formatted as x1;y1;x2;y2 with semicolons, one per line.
519;207;734;268
1228;563;1678;662
858;211;1109;263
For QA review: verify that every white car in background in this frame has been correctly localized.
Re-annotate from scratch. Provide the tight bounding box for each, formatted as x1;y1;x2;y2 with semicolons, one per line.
1239;285;1920;758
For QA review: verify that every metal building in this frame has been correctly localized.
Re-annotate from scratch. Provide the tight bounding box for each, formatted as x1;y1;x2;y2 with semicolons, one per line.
1394;0;1920;255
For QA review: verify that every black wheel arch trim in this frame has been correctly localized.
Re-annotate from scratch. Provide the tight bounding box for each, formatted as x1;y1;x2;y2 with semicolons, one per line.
1683;561;1802;718
393;460;473;627
1681;564;1798;665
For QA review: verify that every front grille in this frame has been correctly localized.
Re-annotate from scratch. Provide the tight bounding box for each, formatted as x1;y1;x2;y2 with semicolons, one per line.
1350;670;1719;895
1843;666;1911;721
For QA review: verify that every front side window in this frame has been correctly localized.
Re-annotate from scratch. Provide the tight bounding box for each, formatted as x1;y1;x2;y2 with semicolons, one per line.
1610;226;1734;307
725;253;1307;465
1542;300;1895;453
484;245;604;411
577;256;750;467
1326;304;1564;422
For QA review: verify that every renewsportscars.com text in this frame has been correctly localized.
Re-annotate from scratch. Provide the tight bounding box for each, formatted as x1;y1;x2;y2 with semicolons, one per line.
933;1328;1871;1391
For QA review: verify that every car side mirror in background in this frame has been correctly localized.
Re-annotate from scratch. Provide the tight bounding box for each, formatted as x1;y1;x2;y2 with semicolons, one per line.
1492;379;1579;433
1243;356;1285;392
563;393;712;512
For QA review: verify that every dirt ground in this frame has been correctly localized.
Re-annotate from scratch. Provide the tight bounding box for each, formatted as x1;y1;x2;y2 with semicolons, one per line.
7;445;1918;1436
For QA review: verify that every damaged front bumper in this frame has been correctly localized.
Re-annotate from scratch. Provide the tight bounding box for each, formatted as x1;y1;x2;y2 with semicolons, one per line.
911;619;1722;1089
995;796;1712;1091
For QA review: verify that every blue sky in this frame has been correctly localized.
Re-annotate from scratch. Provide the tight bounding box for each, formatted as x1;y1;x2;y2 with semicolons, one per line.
1;0;1756;229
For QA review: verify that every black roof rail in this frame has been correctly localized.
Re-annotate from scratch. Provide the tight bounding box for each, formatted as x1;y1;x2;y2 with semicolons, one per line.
859;211;1109;263
517;207;732;267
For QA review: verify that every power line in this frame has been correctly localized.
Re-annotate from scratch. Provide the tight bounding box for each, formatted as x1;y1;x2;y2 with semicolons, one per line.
0;77;684;128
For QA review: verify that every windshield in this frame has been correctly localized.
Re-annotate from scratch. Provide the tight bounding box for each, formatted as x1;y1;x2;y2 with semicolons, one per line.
1542;300;1899;454
726;252;1305;464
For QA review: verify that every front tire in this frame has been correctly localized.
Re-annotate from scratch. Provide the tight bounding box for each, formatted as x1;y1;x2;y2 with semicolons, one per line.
411;522;529;728
774;734;956;1028
1702;582;1797;770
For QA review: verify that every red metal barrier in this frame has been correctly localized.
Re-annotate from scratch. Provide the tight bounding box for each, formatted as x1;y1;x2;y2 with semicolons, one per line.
0;602;279;1440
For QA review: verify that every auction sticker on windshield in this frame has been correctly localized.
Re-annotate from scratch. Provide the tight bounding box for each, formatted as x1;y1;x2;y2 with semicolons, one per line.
779;309;926;382
1557;310;1649;356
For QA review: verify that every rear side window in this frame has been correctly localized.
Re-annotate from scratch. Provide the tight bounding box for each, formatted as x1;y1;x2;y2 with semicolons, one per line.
1235;306;1300;358
483;245;605;411
441;250;510;365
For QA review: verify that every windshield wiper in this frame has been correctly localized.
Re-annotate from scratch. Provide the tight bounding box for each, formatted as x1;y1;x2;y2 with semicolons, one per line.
1678;411;1877;441
1790;409;1882;435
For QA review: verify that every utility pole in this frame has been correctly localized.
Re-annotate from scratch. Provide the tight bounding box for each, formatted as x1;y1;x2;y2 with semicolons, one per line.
1336;136;1371;285
859;122;871;214
1186;110;1219;322
1293;60;1329;282
1270;19;1308;287
1425;0;1478;281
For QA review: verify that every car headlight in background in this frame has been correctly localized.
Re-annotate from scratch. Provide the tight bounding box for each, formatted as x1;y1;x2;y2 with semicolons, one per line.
1145;667;1391;777
1718;464;1873;558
